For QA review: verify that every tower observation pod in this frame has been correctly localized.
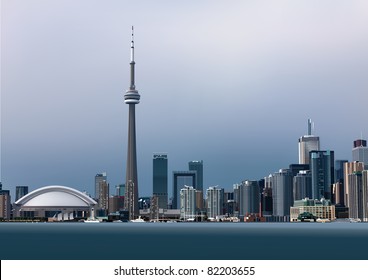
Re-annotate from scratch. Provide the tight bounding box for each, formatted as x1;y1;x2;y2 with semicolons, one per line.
124;26;140;104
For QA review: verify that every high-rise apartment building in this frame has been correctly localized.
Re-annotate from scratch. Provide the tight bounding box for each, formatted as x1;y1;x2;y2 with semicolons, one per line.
189;160;203;192
310;150;334;200
153;154;168;209
97;180;109;215
16;186;29;201
172;171;196;209
344;161;364;208
352;139;368;169
180;186;196;220
239;180;260;217
206;186;224;219
298;119;320;165
95;172;107;200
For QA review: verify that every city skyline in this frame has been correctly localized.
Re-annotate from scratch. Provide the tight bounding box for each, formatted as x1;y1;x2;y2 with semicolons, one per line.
1;1;368;198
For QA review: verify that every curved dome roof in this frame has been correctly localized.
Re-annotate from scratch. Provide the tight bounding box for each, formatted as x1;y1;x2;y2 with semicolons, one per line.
15;185;97;208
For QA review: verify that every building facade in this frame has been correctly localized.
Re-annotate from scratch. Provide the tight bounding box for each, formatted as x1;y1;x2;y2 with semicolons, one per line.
310;150;334;200
153;154;168;209
293;170;312;201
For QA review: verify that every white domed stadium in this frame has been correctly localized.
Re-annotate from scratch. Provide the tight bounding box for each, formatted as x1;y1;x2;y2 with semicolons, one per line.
14;185;97;221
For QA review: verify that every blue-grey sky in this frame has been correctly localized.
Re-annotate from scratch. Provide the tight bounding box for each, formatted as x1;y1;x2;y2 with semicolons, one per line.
1;0;368;200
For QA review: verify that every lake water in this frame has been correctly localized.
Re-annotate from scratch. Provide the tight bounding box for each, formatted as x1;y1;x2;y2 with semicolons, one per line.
0;222;367;260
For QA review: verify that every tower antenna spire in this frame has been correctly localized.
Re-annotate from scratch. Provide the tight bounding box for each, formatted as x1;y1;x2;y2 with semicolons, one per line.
129;25;136;90
131;26;134;62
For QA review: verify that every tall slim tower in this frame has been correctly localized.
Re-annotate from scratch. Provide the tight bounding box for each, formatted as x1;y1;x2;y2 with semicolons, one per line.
124;26;140;219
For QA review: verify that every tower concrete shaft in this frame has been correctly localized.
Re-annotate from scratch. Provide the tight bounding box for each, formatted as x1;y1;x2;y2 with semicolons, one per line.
124;26;140;219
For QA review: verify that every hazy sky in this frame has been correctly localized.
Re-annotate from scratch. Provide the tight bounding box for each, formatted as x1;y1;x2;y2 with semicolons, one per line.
1;0;368;200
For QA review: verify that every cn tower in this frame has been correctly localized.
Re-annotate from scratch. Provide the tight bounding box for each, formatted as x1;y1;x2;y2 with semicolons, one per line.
124;26;140;219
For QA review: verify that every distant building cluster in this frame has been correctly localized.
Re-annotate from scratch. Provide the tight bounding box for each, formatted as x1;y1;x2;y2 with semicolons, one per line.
1;27;368;223
1;119;368;222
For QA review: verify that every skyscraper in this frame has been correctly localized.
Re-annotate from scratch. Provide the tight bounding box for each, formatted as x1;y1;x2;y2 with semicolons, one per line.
153;154;168;209
334;159;348;206
95;173;107;200
206;186;224;219
239;180;260;217
298;119;320;164
271;169;293;221
348;172;363;220
172;171;196;209
310;150;334;200
124;27;140;219
189;160;203;192
344;161;364;208
16;186;29;201
352;139;368;169
180;186;196;220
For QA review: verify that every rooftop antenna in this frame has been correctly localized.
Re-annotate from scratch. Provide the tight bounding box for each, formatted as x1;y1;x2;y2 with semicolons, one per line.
307;119;312;135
